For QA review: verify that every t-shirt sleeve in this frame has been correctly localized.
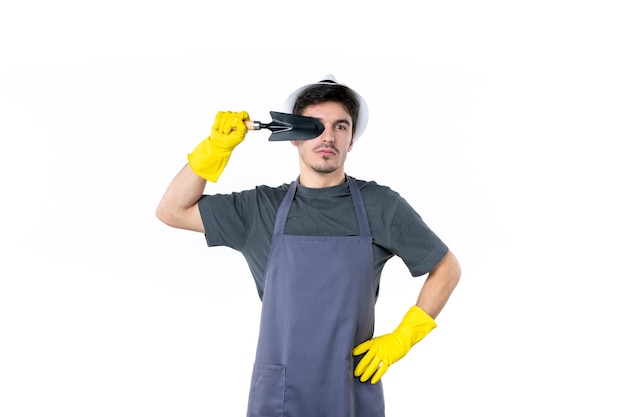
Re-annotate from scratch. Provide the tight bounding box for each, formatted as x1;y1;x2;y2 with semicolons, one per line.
390;196;449;277
197;190;254;250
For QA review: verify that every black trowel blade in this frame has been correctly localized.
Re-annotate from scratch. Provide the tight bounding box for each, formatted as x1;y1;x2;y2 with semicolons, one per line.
267;111;325;141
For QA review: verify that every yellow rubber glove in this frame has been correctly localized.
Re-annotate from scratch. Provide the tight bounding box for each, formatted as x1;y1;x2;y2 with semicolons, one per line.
353;306;437;384
188;110;250;182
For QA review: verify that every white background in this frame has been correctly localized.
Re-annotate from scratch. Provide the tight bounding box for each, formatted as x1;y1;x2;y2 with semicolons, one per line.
1;1;624;416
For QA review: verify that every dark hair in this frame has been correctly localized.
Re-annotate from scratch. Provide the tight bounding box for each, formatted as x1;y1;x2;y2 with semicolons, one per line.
292;83;361;136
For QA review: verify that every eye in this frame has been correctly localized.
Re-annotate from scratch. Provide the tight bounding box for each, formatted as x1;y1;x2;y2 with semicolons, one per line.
336;124;348;131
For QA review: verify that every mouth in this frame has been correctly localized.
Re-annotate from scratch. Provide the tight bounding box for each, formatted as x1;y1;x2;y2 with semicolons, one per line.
315;146;337;157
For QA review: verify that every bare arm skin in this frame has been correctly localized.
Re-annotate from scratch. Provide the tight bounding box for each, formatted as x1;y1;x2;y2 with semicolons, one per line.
155;163;206;233
416;250;461;319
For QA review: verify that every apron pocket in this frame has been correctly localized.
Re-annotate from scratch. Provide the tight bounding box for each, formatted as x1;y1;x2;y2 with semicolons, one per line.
246;363;285;417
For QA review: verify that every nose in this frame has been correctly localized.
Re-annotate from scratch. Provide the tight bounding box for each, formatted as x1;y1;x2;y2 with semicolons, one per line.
321;125;334;143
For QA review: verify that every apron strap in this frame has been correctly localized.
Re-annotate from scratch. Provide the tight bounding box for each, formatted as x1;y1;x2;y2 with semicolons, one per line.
346;176;372;238
272;179;298;236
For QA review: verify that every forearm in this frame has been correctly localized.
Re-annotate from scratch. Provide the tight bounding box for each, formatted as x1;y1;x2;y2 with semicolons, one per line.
155;163;206;232
416;250;461;319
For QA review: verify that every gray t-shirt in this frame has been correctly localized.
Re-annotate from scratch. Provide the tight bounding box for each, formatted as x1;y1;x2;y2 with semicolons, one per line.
198;176;448;300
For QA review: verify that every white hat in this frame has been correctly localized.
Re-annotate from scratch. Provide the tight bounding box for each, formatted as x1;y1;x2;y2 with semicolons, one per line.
283;74;369;141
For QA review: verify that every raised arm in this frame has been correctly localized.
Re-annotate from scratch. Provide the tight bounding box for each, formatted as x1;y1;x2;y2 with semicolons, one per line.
155;110;250;233
155;163;206;232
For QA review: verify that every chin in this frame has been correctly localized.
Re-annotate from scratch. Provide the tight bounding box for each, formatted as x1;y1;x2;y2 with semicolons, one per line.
313;165;339;174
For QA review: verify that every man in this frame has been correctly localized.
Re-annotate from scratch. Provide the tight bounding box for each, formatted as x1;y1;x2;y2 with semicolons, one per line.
156;75;461;416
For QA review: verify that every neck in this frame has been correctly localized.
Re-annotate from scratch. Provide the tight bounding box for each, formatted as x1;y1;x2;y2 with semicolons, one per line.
298;169;346;188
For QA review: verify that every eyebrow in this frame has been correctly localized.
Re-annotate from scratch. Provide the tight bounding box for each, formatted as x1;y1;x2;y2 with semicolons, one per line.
334;118;352;126
309;116;352;126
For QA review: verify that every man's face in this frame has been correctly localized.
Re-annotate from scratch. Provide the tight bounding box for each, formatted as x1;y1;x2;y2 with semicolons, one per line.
291;101;354;175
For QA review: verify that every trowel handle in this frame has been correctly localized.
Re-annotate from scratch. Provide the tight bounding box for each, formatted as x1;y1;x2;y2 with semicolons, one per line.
245;120;280;132
245;120;263;131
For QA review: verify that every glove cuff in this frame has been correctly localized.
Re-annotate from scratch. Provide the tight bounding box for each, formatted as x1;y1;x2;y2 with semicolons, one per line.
188;137;233;182
395;306;437;347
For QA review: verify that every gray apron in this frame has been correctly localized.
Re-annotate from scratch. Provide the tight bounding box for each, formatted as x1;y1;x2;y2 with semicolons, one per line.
246;176;385;417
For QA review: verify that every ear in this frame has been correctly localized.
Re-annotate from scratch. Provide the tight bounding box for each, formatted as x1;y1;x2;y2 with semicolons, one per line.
290;140;300;147
348;139;354;152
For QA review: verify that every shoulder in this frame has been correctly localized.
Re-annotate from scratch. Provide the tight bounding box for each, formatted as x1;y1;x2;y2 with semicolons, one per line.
352;177;403;202
252;182;290;206
199;182;290;213
351;177;424;226
254;182;291;196
350;177;407;225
